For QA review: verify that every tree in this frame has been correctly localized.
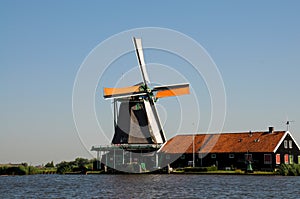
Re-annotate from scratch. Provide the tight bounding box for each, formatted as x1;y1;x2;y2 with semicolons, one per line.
74;158;89;168
56;161;72;174
45;161;54;168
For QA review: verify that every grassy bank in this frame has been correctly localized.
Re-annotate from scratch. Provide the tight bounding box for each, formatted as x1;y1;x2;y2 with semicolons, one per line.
0;157;93;175
0;165;47;175
1;161;299;176
171;164;300;176
172;169;275;175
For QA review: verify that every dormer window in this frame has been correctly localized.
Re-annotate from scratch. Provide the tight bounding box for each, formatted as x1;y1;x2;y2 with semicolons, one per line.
284;140;288;149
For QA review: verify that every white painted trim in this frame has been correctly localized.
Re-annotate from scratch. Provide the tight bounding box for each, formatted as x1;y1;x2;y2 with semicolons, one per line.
133;37;150;84
273;131;288;153
273;131;300;153
287;131;300;151
153;83;190;90
144;100;164;144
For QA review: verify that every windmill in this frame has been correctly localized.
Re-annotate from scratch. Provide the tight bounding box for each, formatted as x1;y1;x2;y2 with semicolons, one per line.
103;37;190;146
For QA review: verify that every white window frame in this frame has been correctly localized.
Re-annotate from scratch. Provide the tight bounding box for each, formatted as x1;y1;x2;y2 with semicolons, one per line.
211;154;216;159
284;140;288;149
289;140;293;149
229;154;234;159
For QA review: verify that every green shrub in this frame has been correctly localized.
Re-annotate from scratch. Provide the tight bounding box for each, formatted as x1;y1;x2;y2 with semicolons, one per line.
5;166;27;175
184;166;217;172
277;164;300;176
0;166;8;175
207;166;217;171
45;161;54;168
27;166;40;175
56;161;72;174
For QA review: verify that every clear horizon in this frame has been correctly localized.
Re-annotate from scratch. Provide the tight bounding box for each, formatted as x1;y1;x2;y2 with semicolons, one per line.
1;0;300;165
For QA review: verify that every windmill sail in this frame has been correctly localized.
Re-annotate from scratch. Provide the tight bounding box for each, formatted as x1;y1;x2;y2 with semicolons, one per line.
133;37;150;85
144;100;166;144
153;83;190;98
103;37;190;146
103;85;145;99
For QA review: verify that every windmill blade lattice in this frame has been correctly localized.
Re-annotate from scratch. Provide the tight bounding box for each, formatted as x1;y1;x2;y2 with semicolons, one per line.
102;37;190;145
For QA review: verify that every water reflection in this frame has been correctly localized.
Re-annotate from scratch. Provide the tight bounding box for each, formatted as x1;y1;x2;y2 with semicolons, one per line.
0;175;299;198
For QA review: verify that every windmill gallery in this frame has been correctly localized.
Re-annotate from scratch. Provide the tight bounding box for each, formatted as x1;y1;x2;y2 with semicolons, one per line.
91;38;300;173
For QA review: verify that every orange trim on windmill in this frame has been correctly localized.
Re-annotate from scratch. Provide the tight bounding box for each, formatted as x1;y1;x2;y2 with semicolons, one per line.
103;85;141;98
155;87;190;98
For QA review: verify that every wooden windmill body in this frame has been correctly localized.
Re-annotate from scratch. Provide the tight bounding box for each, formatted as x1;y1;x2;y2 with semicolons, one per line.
103;38;190;147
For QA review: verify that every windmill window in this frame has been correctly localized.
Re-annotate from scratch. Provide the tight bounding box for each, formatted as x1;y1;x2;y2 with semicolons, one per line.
289;140;293;149
211;154;216;159
284;140;288;149
229;154;234;159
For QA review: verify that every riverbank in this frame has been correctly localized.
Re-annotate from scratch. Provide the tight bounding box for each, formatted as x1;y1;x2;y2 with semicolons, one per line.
0;168;276;176
1;158;299;176
171;170;276;175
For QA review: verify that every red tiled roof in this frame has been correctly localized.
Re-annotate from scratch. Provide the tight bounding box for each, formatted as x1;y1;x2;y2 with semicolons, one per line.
160;131;286;154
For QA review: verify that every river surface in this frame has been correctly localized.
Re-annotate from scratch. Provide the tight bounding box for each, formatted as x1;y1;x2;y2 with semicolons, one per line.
0;174;299;198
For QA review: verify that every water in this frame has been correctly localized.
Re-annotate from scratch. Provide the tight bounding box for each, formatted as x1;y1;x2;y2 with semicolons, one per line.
1;174;299;198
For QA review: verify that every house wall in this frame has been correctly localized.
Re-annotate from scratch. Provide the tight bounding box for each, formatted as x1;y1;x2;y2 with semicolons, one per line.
195;153;264;170
274;133;300;165
162;150;299;171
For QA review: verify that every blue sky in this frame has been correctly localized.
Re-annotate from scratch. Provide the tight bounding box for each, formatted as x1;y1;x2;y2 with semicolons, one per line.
1;1;300;165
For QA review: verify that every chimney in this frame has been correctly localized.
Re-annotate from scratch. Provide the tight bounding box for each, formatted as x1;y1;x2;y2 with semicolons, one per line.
268;126;274;134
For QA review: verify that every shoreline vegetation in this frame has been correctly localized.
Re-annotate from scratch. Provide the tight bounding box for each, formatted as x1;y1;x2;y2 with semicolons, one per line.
1;158;300;176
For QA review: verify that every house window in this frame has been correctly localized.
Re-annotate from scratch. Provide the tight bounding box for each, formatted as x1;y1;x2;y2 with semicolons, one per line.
276;154;281;165
264;154;272;164
284;140;288;149
298;156;300;164
245;154;252;161
229;154;234;159
289;155;294;164
284;154;289;164
289;140;293;149
211;154;216;159
181;155;185;159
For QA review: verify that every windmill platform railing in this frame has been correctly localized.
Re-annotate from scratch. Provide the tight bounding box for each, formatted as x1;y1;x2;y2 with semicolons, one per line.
91;144;163;172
